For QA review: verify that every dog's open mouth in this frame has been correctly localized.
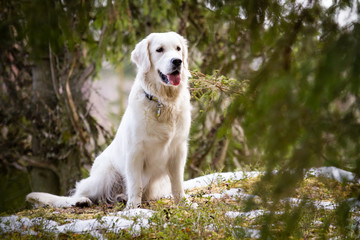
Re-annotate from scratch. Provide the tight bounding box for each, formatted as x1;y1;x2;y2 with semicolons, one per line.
158;70;181;86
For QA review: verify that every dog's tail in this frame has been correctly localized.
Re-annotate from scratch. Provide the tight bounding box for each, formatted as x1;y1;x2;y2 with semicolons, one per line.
26;192;92;208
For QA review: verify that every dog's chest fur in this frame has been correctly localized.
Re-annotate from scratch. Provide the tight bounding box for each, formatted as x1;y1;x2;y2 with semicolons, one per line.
144;96;190;143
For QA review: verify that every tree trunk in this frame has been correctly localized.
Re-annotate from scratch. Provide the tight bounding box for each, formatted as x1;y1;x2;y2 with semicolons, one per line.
30;59;60;194
58;148;82;195
212;138;230;171
30;57;83;196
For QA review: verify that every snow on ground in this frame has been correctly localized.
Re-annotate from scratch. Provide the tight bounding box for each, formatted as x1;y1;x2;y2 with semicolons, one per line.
226;210;267;219
221;167;359;224
223;199;338;223
183;166;358;192
183;171;262;190
282;197;338;210
202;188;256;200
307;166;358;183
233;226;261;239
0;209;154;238
0;166;358;237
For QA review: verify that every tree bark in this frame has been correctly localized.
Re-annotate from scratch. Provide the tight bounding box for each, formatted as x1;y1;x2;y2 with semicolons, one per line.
212;138;230;171
30;58;60;194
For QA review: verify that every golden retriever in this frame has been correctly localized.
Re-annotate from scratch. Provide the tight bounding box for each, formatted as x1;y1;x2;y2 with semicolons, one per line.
26;32;192;209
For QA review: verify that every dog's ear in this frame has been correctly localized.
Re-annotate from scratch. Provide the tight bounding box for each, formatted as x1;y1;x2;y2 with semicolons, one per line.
131;38;151;73
178;34;191;78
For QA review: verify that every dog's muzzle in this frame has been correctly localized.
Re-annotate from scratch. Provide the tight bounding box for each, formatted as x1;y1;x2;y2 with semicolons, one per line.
158;58;182;86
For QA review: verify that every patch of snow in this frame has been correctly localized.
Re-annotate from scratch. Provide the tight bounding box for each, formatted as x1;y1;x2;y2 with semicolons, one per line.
233;226;261;239
56;218;105;233
313;220;324;226
184;171;262;190
284;197;302;206
0;216;21;233
226;210;266;219
206;223;216;231
244;227;261;239
0;216;59;234
346;198;360;212
226;210;284;220
223;188;243;197
306;167;357;182
185;166;355;192
202;188;256;201
55;214;150;235
283;197;337;210
202;193;223;199
0;208;154;237
115;208;155;218
56;209;154;235
223;188;256;200
314;200;337;210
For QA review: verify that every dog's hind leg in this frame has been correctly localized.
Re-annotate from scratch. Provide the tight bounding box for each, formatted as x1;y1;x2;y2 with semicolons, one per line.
72;154;124;205
27;151;124;208
142;175;171;201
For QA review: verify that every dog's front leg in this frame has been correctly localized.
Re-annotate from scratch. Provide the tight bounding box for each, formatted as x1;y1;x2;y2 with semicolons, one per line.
125;153;143;209
168;143;187;204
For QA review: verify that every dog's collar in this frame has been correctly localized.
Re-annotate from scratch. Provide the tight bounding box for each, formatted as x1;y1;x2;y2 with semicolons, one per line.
144;91;164;118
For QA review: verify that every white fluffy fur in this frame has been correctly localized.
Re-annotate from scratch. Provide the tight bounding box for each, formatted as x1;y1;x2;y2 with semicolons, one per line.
26;32;192;209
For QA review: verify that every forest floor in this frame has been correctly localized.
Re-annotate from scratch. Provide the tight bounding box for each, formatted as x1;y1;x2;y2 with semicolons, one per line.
1;167;359;239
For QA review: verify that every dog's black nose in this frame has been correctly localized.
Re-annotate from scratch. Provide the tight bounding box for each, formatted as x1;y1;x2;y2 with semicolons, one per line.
171;58;182;67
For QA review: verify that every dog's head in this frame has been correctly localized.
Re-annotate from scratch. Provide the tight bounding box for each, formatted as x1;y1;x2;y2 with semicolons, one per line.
131;32;190;86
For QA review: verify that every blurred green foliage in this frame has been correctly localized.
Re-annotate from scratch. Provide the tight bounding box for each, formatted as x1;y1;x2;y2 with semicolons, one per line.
1;0;359;237
188;71;252;178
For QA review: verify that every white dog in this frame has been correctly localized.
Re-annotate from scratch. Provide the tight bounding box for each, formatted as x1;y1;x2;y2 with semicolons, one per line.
26;32;192;209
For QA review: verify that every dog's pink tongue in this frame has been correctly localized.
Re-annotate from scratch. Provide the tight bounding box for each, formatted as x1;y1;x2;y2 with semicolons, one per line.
167;74;181;86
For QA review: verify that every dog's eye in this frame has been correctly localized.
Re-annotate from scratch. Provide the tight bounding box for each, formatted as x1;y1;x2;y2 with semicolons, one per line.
156;47;164;53
176;46;181;51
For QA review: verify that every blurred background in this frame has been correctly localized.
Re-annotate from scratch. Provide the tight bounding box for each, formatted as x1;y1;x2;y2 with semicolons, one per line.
0;1;359;231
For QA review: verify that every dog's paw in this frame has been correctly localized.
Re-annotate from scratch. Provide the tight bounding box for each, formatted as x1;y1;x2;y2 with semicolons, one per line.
26;192;46;208
75;197;92;208
124;202;141;210
115;193;128;205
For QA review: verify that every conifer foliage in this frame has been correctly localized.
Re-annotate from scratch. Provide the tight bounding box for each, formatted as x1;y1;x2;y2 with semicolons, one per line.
1;1;359;236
